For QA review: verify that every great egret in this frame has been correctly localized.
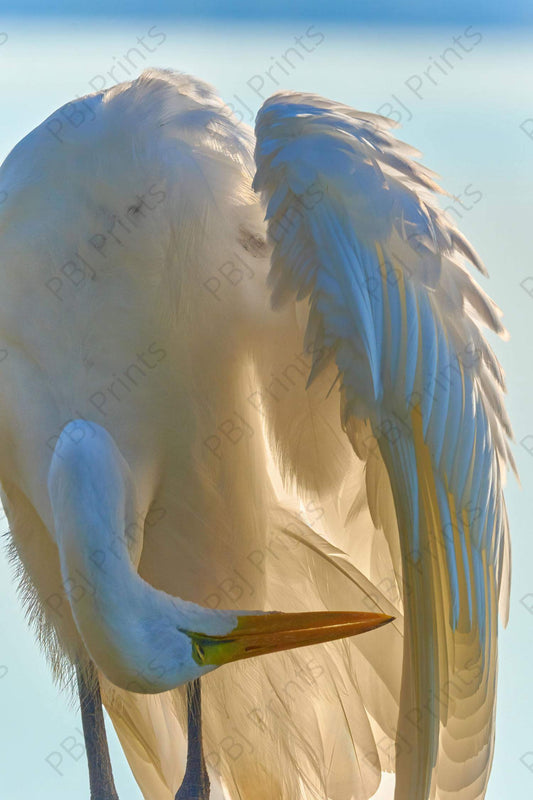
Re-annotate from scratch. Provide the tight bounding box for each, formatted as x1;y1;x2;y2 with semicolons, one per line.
0;68;512;800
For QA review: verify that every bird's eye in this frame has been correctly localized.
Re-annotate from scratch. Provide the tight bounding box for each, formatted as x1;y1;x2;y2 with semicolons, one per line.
193;640;205;664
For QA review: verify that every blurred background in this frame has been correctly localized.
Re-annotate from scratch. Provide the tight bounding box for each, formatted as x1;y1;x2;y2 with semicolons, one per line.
0;2;531;798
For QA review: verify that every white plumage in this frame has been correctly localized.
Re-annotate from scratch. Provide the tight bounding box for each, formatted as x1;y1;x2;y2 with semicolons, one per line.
0;68;511;799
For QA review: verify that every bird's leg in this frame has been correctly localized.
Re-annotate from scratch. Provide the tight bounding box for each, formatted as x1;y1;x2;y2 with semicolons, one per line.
175;679;210;800
77;662;120;800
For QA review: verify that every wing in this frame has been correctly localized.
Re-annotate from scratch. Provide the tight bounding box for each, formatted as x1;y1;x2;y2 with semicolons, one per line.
253;93;513;799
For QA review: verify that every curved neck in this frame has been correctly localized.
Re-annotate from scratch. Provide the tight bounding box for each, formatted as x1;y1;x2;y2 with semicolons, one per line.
46;421;392;694
47;421;226;692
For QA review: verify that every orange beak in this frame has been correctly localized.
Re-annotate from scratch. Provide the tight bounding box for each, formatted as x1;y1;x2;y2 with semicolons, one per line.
184;610;394;668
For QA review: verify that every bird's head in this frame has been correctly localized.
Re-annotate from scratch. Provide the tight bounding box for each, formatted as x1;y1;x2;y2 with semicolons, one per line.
121;601;395;693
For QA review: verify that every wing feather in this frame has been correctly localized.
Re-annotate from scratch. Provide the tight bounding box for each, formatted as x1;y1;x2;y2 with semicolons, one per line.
254;92;512;799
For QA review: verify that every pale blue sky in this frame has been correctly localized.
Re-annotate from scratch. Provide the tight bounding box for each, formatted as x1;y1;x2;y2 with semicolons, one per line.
0;0;532;24
0;14;531;800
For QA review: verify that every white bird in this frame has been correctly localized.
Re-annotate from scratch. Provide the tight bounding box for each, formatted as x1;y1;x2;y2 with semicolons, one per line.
0;68;512;800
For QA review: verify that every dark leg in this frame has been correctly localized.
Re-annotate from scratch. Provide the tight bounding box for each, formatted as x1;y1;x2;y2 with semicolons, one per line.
175;679;210;800
77;662;120;800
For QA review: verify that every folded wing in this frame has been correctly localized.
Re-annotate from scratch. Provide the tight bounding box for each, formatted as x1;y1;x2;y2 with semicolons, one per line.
253;92;513;800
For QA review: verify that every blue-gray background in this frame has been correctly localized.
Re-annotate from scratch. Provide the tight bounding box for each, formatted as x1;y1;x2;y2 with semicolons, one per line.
0;3;531;798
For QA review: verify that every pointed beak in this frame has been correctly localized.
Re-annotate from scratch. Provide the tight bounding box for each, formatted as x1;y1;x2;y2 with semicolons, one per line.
183;610;394;668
